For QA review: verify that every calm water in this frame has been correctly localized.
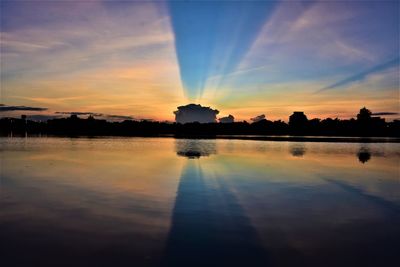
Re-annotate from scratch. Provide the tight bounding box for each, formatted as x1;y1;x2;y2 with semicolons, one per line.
1;137;399;267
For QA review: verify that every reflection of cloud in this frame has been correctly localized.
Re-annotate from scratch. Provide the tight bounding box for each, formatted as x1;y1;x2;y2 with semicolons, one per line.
289;143;306;157
174;104;219;123
324;178;400;214
250;114;265;123
175;139;217;159
0;104;47;112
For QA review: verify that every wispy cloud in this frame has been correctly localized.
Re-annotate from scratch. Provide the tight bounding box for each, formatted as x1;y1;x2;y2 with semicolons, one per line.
318;57;399;92
55;111;103;116
372;112;399;116
55;111;134;121
0;104;47;112
1;1;185;121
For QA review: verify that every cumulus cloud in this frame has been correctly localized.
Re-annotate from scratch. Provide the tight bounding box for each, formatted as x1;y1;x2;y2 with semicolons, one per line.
250;114;266;123
219;115;234;123
174;104;219;123
0;104;47;112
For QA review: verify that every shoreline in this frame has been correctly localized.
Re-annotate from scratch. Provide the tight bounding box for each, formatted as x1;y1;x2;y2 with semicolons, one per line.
1;134;400;143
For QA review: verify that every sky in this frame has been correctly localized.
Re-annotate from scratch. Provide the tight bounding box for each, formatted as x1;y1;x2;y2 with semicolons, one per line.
1;0;399;122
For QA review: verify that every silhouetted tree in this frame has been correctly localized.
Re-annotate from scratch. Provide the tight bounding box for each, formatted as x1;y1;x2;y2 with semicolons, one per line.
1;106;398;137
70;114;79;120
289;111;308;133
357;107;372;122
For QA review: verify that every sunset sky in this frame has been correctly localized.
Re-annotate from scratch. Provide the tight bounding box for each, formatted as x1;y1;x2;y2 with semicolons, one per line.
1;0;399;122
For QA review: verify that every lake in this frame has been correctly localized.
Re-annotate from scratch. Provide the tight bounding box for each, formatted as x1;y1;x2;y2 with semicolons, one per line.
1;137;399;267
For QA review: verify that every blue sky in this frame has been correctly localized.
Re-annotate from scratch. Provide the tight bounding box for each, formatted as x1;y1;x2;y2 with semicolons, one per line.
1;0;399;121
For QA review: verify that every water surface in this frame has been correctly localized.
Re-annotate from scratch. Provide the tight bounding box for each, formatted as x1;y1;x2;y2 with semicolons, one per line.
1;137;399;266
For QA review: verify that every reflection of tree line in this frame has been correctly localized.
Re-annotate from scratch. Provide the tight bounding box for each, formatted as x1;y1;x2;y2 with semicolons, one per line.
289;143;372;164
170;140;397;266
175;139;374;164
1;107;399;137
167;140;375;266
357;148;371;164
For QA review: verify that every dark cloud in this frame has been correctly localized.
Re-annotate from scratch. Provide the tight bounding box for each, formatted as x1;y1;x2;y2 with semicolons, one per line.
372;112;399;116
55;111;134;121
55;111;103;116
174;104;219;123
27;115;62;121
0;104;47;112
0;114;61;121
219;115;234;123
105;115;134;120
250;114;265;123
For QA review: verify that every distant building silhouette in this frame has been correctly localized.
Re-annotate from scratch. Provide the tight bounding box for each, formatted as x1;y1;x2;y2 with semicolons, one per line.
219;115;234;123
70;114;79;120
250;114;266;123
357;107;372;122
1;106;399;137
289;111;308;131
174;104;219;124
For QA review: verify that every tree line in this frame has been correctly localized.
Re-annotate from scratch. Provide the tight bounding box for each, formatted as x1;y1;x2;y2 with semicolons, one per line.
1;107;399;137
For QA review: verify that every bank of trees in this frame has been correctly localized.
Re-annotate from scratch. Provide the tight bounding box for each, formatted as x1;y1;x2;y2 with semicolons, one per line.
1;108;399;137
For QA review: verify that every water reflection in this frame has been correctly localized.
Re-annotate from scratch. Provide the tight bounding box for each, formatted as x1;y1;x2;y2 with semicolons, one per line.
164;158;266;266
1;137;399;267
289;143;306;157
175;139;217;158
357;146;371;164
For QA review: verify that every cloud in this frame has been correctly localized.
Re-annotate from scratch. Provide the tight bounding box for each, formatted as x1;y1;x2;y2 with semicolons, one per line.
1;1;184;122
250;114;266;123
219;115;234;123
55;111;134;121
372;112;399;116
318;57;399;92
27;115;62;121
174;104;219;123
0;104;47;112
105;115;134;121
55;111;103;116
